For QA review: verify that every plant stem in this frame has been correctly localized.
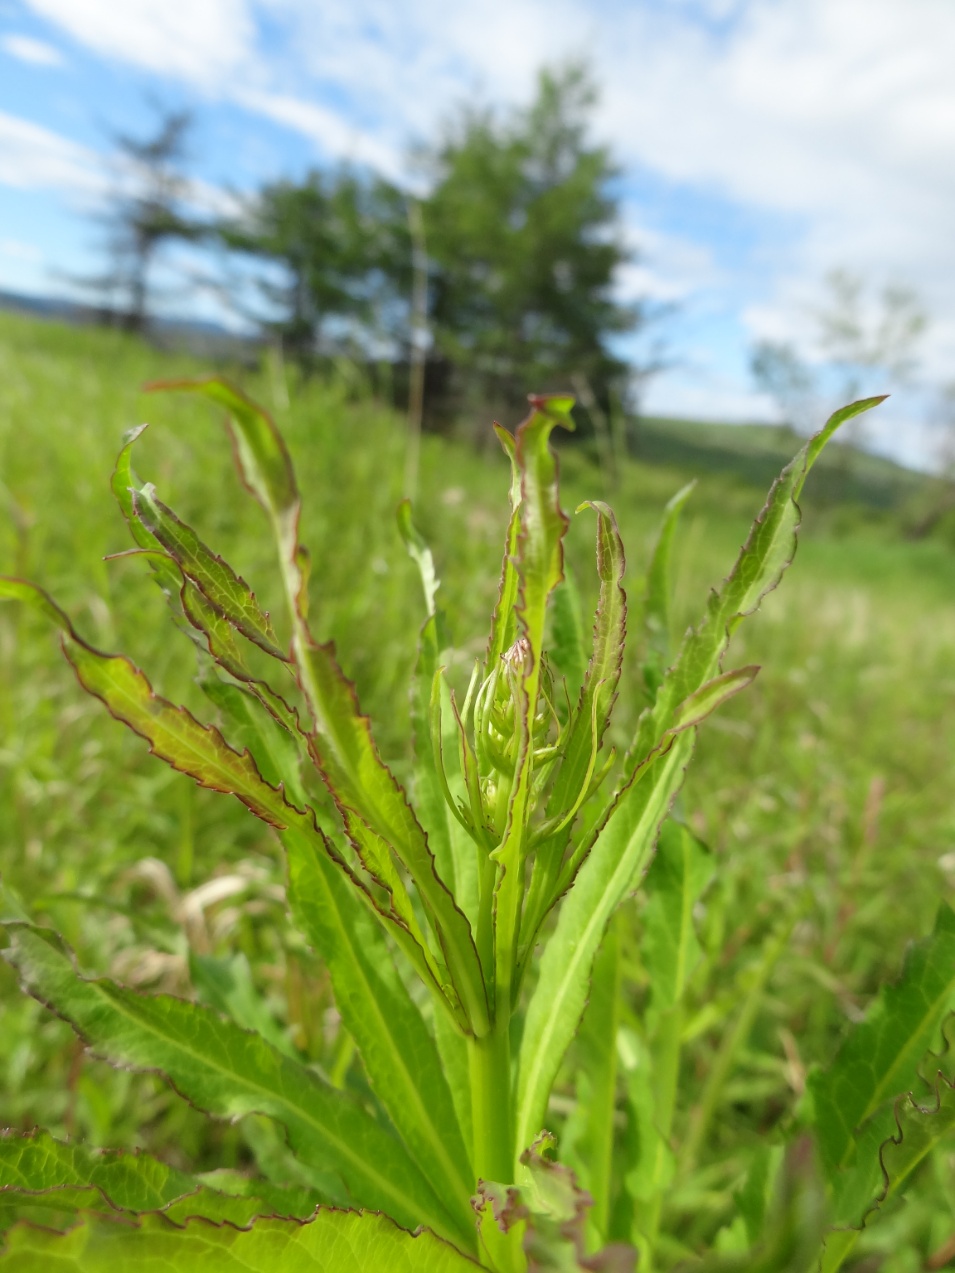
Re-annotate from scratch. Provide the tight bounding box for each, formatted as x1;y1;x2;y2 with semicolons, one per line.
468;1019;513;1184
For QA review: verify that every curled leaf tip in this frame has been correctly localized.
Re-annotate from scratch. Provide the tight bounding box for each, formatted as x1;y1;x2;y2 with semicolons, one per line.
527;393;575;417
122;422;149;445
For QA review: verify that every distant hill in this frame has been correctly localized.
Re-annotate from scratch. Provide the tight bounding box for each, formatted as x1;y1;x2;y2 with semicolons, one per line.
0;288;250;358
0;289;929;510
633;415;926;510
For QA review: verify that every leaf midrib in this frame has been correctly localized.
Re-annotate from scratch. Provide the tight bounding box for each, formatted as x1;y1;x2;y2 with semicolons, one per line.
24;940;452;1240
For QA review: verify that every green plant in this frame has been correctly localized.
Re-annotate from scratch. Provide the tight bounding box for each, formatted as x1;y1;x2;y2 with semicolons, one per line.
1;381;953;1271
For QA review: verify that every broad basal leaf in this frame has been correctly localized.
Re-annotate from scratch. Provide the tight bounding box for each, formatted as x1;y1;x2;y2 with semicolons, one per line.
0;1207;482;1271
0;1130;318;1235
2;922;464;1245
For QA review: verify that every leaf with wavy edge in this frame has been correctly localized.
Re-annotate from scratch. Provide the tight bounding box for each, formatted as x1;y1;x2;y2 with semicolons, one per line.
0;1130;319;1235
131;481;286;662
514;399;884;1169
297;638;488;1037
521;501;627;956
513;394;574;710
146;377;304;607
627;397;884;776
484;422;523;675
0;1130;195;1222
473;1132;636;1273
0;1207;482;1271
113;427;300;740
9;527;458;1068
0;578;304;831
0;580;470;1198
149;379;488;1040
545;501;625;827
820;1068;955;1273
810;904;955;1273
2;922;464;1245
878;1071;955;1204
491;397;574;1016
110;426;187;604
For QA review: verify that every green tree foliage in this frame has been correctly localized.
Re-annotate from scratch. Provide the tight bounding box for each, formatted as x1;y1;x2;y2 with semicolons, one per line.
422;65;637;424
220;168;411;362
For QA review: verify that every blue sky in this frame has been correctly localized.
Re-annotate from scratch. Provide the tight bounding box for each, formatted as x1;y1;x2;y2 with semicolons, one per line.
1;0;953;466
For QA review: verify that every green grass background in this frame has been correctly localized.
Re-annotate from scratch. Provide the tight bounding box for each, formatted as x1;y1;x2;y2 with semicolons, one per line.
1;311;953;1267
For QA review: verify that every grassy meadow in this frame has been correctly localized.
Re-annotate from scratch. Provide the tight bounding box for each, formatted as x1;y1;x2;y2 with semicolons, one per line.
1;311;954;1267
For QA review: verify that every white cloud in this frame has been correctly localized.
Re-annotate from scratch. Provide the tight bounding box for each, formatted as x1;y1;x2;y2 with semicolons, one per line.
236;90;404;180
0;110;105;198
14;0;955;462
23;0;254;87
2;33;64;65
0;109;239;224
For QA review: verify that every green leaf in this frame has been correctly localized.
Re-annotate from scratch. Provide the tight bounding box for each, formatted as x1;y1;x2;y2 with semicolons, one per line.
147;377;302;591
809;902;955;1232
130;480;287;661
484;423;523;674
398;505;478;926
397;498;440;619
548;574;588;707
563;916;622;1243
549;500;626;819
878;1071;955;1204
0;1130;196;1217
520;502;627;955
0;1208;482;1271
0;1130;318;1235
110;426;186;603
622;823;712;1239
513;394;574;701
283;828;477;1244
642;821;713;1012
641;480;695;698
515;400;883;1167
198;677;307;808
0;579;307;832
2;921;463;1243
296;638;488;1037
629;397;884;776
516;733;694;1162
